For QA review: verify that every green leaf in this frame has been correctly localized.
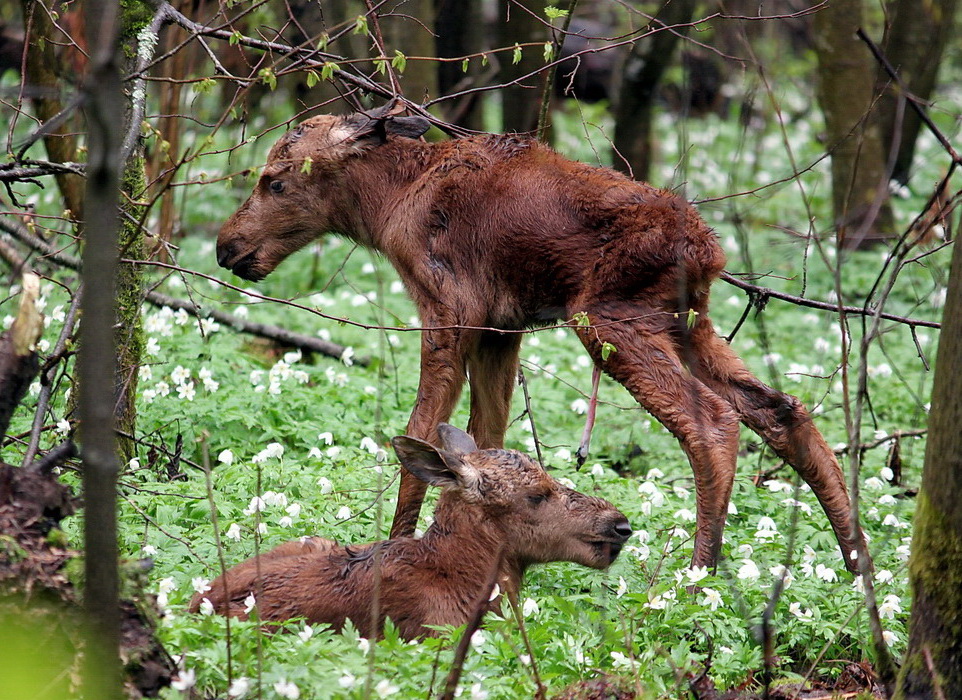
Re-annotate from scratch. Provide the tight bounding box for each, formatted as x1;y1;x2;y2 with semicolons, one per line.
461;58;469;73
317;33;329;52
229;30;242;46
544;6;569;20
572;311;590;327
375;58;388;75
543;41;555;63
686;308;699;329
320;61;338;81
301;157;313;175
391;50;407;73
258;67;277;90
481;53;489;67
512;43;522;65
601;342;617;361
306;70;319;88
353;14;369;35
192;77;216;94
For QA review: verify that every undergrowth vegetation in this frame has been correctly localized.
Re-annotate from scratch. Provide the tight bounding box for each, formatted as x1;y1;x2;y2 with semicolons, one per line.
2;80;952;697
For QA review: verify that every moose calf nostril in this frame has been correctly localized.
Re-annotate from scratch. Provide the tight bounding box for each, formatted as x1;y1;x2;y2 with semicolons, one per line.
612;519;632;541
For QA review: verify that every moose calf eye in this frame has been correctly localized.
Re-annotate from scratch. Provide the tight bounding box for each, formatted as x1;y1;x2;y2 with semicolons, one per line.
527;493;549;507
269;180;285;193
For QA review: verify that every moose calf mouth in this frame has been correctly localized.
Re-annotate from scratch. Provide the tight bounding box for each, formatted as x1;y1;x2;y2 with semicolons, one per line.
587;540;625;566
219;248;265;282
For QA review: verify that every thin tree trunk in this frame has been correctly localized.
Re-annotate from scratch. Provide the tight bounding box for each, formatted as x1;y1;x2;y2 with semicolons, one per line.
894;224;962;698
813;0;894;248
79;0;123;696
612;0;696;182
383;0;437;104
878;0;958;185
19;0;85;220
435;0;485;130
497;0;548;134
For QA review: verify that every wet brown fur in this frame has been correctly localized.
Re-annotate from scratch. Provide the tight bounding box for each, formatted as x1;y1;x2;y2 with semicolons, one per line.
189;427;630;639
216;108;863;572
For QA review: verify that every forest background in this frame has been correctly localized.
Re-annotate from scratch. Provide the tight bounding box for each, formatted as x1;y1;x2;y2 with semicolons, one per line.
0;1;960;698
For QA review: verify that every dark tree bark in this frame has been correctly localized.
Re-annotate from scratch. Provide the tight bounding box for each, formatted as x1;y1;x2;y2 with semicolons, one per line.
877;0;959;185
612;0;696;182
813;0;894;248
436;0;485;130
79;0;123;696
895;223;962;697
497;0;548;134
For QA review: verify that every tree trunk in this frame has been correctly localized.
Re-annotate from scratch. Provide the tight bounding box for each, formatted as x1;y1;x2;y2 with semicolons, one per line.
383;0;437;104
877;0;958;185
813;0;894;248
496;0;548;134
64;2;148;465
435;0;485;130
612;0;696;182
79;0;123;696
894;225;962;697
19;0;85;221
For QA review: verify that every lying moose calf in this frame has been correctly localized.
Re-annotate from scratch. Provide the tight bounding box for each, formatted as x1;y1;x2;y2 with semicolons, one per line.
190;425;631;639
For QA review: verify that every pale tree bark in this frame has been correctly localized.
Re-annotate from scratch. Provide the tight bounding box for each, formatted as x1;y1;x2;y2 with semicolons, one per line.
612;0;696;182
813;0;894;248
19;0;85;220
80;0;123;696
894;228;962;697
878;0;958;185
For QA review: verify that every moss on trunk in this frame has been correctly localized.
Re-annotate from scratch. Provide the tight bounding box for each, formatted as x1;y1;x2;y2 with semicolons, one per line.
895;492;962;697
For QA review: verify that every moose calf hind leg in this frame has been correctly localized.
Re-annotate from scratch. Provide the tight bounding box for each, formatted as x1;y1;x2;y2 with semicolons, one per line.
687;322;862;571
576;318;741;570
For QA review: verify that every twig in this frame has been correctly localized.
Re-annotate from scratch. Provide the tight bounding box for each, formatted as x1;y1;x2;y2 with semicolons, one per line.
516;368;544;469
27;439;77;475
22;287;82;469
199;435;233;685
721;271;940;329
438;547;504;700
0;216;366;363
856;28;962;166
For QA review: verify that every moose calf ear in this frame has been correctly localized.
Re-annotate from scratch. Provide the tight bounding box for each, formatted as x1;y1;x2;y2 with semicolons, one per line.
436;424;479;456
385;115;430;140
391;436;480;492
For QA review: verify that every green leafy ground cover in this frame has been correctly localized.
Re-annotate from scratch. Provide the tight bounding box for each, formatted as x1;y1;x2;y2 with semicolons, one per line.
2;85;953;697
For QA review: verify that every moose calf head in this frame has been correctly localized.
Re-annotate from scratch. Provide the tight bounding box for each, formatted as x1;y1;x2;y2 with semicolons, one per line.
395;424;632;571
216;103;430;281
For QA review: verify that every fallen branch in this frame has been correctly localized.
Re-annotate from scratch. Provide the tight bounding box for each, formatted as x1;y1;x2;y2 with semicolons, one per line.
0;217;367;364
146;290;367;364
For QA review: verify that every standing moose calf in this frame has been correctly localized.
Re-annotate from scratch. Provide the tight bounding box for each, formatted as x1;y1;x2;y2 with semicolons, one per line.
216;102;863;572
190;425;631;638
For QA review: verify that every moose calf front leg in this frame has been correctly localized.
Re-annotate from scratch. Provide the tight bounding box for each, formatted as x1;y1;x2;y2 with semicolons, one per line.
466;332;523;449
390;325;471;538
